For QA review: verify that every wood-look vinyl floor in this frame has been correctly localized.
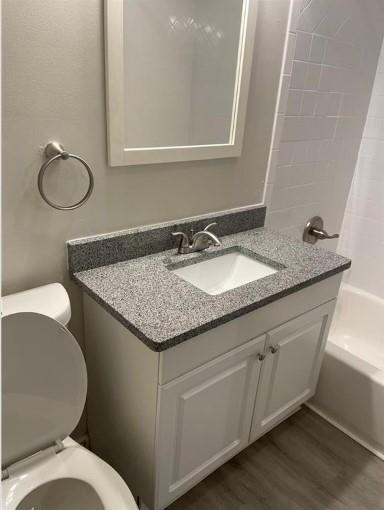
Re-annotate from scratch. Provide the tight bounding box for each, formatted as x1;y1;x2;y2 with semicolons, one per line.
167;408;384;510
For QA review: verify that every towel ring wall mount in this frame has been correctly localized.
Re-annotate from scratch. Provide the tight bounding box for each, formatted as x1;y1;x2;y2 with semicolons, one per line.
38;141;94;210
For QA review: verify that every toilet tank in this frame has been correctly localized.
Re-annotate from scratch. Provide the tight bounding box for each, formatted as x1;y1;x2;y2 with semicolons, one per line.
2;283;71;325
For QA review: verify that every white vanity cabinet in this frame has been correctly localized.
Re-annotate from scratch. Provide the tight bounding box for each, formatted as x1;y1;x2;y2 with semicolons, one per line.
156;335;265;508
250;301;334;442
83;274;341;510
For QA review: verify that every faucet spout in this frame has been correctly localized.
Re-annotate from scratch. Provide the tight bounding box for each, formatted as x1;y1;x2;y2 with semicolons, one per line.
171;222;221;254
191;230;221;251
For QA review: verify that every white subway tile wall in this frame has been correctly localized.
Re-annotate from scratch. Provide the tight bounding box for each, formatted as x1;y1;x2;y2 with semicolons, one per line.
265;0;384;249
338;41;384;299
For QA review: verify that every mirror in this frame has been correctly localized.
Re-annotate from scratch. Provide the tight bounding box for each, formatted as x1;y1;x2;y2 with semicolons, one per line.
105;0;258;166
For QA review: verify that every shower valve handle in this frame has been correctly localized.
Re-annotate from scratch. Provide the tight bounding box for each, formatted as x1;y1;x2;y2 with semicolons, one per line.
310;228;339;240
303;216;339;244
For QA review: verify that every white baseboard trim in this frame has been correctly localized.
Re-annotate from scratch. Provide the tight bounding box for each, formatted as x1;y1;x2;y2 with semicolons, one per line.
306;403;384;462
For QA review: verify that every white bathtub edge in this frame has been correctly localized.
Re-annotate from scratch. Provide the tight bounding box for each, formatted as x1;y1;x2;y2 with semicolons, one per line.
306;402;384;462
342;283;384;307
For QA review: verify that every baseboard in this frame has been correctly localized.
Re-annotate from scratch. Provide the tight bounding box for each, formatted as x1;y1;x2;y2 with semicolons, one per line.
306;403;384;462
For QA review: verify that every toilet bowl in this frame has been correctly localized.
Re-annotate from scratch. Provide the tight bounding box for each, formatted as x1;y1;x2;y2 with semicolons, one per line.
1;284;138;510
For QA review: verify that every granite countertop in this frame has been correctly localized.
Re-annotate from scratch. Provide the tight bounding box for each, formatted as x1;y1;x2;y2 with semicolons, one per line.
72;228;351;352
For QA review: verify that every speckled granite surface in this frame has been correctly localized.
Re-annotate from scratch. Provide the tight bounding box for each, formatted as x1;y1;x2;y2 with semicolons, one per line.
68;205;266;273
72;228;351;352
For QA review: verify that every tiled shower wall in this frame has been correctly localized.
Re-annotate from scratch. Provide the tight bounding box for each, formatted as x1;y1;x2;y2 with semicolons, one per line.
265;0;384;250
338;42;384;298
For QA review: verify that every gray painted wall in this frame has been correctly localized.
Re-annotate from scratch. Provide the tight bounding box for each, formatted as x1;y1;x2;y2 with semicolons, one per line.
2;0;290;346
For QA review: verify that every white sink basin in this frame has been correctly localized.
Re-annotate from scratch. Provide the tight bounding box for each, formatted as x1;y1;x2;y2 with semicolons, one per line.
171;250;278;295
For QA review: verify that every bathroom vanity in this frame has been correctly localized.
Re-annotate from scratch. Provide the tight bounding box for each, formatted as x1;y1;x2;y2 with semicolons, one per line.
68;207;350;510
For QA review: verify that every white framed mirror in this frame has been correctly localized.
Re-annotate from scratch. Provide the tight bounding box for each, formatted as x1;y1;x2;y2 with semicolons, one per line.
105;0;258;166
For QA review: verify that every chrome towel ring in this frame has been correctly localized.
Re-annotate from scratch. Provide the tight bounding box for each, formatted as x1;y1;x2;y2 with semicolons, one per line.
38;141;94;210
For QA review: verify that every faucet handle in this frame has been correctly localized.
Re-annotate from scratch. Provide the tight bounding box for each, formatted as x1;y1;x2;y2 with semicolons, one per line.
171;232;190;252
172;231;189;242
203;222;217;232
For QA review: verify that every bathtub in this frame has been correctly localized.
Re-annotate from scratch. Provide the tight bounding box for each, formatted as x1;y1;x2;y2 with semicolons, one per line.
309;284;384;460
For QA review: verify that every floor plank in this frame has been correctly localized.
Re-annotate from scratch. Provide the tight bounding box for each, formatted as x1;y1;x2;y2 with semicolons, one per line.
167;407;384;510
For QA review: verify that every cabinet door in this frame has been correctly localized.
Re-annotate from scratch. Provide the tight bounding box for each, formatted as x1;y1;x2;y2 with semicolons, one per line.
155;335;266;509
250;301;335;442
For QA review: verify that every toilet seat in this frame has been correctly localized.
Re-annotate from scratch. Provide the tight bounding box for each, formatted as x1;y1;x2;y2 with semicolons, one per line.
2;438;138;509
2;311;138;509
2;312;87;468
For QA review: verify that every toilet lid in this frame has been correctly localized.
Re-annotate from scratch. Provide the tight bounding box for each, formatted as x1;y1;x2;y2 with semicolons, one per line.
2;312;87;469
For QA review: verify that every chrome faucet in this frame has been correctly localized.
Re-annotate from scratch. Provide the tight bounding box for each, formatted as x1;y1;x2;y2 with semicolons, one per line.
172;222;221;254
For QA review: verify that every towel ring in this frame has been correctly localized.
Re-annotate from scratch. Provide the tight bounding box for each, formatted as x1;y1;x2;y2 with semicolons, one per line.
38;141;94;210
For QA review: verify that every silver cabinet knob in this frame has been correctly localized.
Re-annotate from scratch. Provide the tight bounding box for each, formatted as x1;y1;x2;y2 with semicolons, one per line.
269;345;280;354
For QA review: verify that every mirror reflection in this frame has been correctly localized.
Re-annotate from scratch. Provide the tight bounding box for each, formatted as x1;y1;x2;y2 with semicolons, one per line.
123;0;244;149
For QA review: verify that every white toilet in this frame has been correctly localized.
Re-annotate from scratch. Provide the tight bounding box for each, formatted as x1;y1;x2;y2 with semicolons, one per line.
1;283;138;510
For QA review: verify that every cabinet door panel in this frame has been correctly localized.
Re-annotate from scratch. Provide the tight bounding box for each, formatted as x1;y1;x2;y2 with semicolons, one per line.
156;335;266;509
250;301;335;442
